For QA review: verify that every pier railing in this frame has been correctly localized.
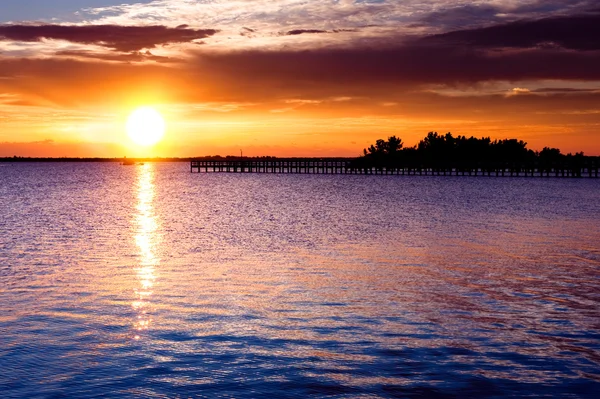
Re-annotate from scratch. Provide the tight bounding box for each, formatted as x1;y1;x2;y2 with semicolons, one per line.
191;158;599;177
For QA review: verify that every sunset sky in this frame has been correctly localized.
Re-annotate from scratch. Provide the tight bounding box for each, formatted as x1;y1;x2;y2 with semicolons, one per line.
1;0;599;157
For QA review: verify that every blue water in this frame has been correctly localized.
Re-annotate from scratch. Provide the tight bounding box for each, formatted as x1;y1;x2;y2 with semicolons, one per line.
1;162;599;398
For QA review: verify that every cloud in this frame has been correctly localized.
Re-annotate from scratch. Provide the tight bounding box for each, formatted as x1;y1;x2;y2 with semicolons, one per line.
1;7;600;113
2;2;597;58
0;24;218;52
285;29;328;36
3;43;600;111
167;12;600;91
55;50;174;63
415;0;600;31
422;13;600;51
511;0;599;15
2;8;600;110
532;87;600;93
283;28;357;36
77;0;600;47
417;4;505;30
189;45;600;89
507;87;532;97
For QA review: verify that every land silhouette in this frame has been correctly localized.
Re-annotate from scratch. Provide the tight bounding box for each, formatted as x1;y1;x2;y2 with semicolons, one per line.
2;132;598;177
350;132;597;177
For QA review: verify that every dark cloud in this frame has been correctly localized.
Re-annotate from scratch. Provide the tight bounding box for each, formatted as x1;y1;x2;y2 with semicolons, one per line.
418;4;503;30
192;45;600;88
511;0;600;15
282;29;356;36
532;88;600;93
0;24;219;52
185;13;600;88
416;1;600;32
423;13;600;51
5;43;597;106
286;29;328;36
240;27;257;37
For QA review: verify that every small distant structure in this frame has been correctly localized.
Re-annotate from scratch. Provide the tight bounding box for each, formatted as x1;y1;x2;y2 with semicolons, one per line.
122;156;135;166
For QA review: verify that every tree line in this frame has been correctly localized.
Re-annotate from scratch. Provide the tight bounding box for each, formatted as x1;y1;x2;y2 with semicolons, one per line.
350;132;595;171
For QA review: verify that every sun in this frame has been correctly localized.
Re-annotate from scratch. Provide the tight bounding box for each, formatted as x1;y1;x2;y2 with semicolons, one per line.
126;107;165;146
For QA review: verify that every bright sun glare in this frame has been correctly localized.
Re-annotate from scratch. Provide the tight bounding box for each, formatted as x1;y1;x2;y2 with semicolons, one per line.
127;107;165;146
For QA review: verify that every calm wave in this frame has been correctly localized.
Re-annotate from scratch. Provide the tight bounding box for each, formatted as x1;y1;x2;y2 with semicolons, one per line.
1;162;599;398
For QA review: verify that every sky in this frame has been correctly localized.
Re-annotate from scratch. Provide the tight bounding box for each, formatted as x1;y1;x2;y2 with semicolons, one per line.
1;0;600;157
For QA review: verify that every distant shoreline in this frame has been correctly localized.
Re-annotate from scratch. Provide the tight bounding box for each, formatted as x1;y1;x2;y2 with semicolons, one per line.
0;157;187;163
0;156;356;163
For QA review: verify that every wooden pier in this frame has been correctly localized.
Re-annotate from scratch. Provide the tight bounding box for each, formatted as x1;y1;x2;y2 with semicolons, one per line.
191;158;599;178
191;159;350;174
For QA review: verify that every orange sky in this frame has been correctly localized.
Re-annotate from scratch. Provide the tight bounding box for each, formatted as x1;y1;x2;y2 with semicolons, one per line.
1;1;600;157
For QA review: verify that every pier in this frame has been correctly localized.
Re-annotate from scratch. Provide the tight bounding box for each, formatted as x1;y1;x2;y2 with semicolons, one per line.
191;158;599;178
192;159;349;174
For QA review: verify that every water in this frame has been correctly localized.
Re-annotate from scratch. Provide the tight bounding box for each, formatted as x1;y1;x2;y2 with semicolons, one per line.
1;162;599;398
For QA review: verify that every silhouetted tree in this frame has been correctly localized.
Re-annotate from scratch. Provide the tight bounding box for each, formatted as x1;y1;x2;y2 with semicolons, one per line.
351;132;594;176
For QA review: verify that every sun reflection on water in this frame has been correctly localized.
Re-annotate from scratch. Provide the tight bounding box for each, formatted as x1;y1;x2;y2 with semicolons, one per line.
133;164;158;339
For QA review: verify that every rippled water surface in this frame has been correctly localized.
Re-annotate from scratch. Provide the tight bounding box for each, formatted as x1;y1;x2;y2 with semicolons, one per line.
1;162;599;398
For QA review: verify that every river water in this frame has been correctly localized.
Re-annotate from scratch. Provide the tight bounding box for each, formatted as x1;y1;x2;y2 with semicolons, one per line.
1;162;599;398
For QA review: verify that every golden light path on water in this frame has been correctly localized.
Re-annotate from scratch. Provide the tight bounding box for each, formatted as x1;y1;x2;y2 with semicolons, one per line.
132;164;158;340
